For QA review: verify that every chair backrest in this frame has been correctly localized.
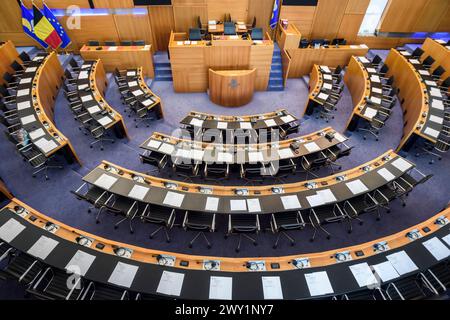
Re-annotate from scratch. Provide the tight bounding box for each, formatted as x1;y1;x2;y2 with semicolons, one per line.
0;84;10;97
386;75;394;85
380;64;389;74
133;40;145;46
88;40;100;46
18;51;31;62
184;211;214;231
423;55;435;66
104;41;116;46
230;214;258;231
441;76;450;88
10;60;24;72
372;55;382;65
411;47;424;58
251;16;257;28
299;38;309;48
64;69;74;80
435;139;450;152
69;58;79;69
224;22;236;35
197;16;202;29
121;40;132;46
3;72;14;83
432;65;445;77
334;65;342;76
189;28;202;41
251;28;263;41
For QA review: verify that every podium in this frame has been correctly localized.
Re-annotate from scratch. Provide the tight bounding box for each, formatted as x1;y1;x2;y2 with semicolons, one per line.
208;69;256;107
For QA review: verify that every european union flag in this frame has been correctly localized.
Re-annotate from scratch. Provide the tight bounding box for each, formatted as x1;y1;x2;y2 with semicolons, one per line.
20;1;48;48
269;0;280;30
43;3;71;49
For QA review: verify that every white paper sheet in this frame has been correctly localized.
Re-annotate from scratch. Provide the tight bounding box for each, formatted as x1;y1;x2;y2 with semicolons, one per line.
424;126;440;138
128;185;149;200
363;107;377;119
320;66;331;73
248;152;264;163
0;218;26;242
209;276;232;300
323;74;332;80
277;148;294;159
27;236;59;260
442;234;450;247
128;81;138;87
230;199;247;211
281;195;301;210
372;261;400;282
21;114;36;125
370;96;382;105
132;89;143;97
367;67;377;73
391;157;413;172
127;71;136;76
370;75;380;83
317;92;329;101
240;122;252;129
98;116;114;127
306;194;325;207
157;271;185;296
163;191;185;208
147;139;162;149
429;115;443;124
159;143;175;154
78;71;89;79
247;198;262;213
422;237;450;261
304;142;320;153
190;118;204;127
377;168;396;182
17;89;30;97
34;137;58;154
262;276;283;299
280;115;295;123
386;251;418;275
28;128;46;140
418;70;430;76
358;56;370;64
346;180;369;195
349;262;379;287
217;121;228;129
205;197;219;211
316;189;337;203
87;105;101;114
108;262;139;288
323;83;332;90
17;101;31;110
305;271;334;296
425;80;437;86
372;87;382;94
264;119;277;127
431;100;444;110
65;250;96;276
217;152;233;163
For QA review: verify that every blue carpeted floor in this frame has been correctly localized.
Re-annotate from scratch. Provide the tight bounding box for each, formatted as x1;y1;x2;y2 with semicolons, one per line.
1;48;449;267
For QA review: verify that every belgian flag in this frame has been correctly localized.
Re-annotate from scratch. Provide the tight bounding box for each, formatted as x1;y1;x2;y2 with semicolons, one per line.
32;3;62;49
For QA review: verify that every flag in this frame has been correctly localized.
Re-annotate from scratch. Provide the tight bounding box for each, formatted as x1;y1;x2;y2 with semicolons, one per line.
33;3;62;49
20;1;48;48
43;3;71;49
269;0;280;30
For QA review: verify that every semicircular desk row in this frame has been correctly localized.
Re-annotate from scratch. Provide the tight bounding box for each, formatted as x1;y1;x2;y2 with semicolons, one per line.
78;150;429;215
180;109;300;141
74;59;128;139
0;199;449;299
140;127;349;166
12;51;80;164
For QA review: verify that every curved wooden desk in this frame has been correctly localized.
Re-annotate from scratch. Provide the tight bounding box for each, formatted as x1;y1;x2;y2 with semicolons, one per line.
344;56;386;132
304;64;336;116
15;52;80;164
76;59;128;139
0;41;22;86
140;127;348;165
422;38;450;81
124;67;163;119
385;49;445;151
82;150;421;215
1;198;449;299
208;69;256;107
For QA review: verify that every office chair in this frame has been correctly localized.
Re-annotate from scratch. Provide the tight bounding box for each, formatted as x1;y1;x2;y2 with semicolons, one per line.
342;201;365;232
319;100;337;122
0;250;44;286
308;208;332;241
299;38;309;48
189;28;202;41
105;195;141;233
240;163;270;184
248;16;257;31
62;82;79;103
411;47;424;59
226;214;260;252
172;158;200;182
250;28;263;41
331;65;343;83
133;101;156;128
64;69;78;86
104;40;116;46
415;136;450;164
132;40;145;46
10;60;25;76
224;22;236;36
431;65;445;80
381;75;395;91
360;116;385;141
68;57;81;73
422;55;435;69
204;162;229;181
140;150;168;173
439;76;449;92
183;211;215;249
141;205;176;242
27;267;85;300
371;55;383;68
331;38;346;46
0;85;16;104
17;143;63;180
80;282;129;300
120;40;133;46
271;158;296;183
71;182;112;216
3;72;19;90
270;211;306;248
349;192;386;221
88;123;115;151
18;51;32;66
88;40;100;46
379;63;389;76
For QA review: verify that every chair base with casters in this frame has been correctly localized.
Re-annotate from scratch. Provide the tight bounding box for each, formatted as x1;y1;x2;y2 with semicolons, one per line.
226;215;260;253
183;211;215;249
359;127;379;141
142;205;176;243
189;231;212;249
90;137;115;151
272;231;296;249
225;233;257;253
32;162;64;181
415;143;444;164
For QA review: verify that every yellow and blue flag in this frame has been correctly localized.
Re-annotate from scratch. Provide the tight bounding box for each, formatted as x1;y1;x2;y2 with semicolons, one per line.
43;3;71;49
20;1;49;49
269;0;280;29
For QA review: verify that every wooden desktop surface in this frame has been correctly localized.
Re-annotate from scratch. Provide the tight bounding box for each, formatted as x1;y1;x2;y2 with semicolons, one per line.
80;45;154;79
422;38;450;81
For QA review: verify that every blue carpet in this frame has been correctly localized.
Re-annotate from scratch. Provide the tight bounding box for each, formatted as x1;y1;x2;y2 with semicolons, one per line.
0;50;449;261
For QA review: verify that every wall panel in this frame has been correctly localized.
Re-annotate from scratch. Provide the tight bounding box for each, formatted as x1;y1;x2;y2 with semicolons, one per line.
378;0;428;32
207;0;249;22
247;0;275;35
310;0;349;39
93;0;134;7
173;5;208;32
148;5;175;51
113;14;154;48
22;0;91;8
279;6;316;39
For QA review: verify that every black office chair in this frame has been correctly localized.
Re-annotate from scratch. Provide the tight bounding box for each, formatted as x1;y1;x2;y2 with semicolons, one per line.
183;211;215;249
141;205;176;242
422;55;435;69
371;55;383;68
120;40;133;46
431;66;445;80
27;267;85;300
204;162;229;181
270;211;306;249
411;47;424;59
0;84;16;104
88;123;115;151
104;40;116;46
240;163;270;184
415;136;450;164
251;28;263;41
331;38;346;46
0;251;43;286
226;214;260;252
379;63;389;76
68;57;81;73
88;40;100;46
189;28;202;41
18;51;32;66
17;143;63;180
439;76;449;92
64;69;78;86
132;40;145;46
10;60;25;76
172;158;200;181
140;150;168;174
104;195;141;234
71;182;111;217
331;65;343;82
359;115;386;141
299;38;309;48
224;22;236;36
308;208;332;241
3;72;19;89
80;282;129;300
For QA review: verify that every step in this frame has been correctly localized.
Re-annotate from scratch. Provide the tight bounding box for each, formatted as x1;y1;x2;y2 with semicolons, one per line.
154;69;173;76
267;85;284;92
270;67;282;74
154;62;171;68
154;76;173;81
269;76;283;82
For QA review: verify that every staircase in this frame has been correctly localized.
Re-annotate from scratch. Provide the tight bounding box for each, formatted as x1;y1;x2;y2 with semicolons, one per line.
267;44;284;91
153;51;173;81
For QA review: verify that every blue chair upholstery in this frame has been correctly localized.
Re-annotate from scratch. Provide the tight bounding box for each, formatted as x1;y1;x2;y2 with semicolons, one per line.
251;28;263;41
224;22;236;35
189;28;202;41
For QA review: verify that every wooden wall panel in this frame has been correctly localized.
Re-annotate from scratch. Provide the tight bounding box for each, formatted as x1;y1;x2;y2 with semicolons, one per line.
148;5;175;51
207;0;249;22
249;44;273;91
379;0;428;32
173;0;207;4
173;5;208;32
414;0;449;32
113;14;154;47
337;14;365;43
0;1;22;32
345;0;370;14
22;0;91;8
93;0;134;8
436;3;450;32
247;0;275;35
310;0;349;40
279;6;316;39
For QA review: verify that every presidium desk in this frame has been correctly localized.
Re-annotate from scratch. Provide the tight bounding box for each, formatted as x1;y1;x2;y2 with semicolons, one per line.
168;31;274;103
